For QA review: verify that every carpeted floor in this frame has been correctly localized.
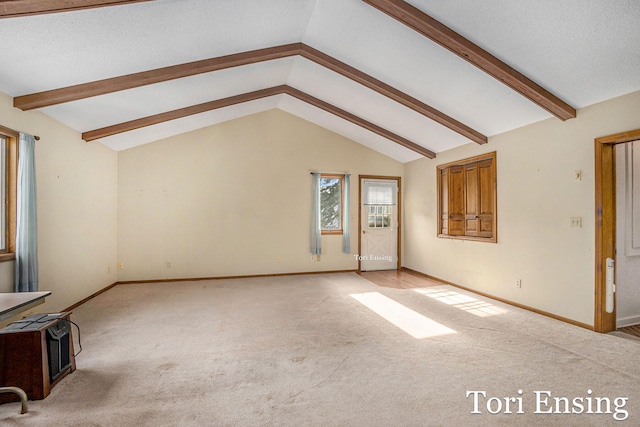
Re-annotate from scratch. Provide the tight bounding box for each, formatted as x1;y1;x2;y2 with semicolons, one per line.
1;272;639;426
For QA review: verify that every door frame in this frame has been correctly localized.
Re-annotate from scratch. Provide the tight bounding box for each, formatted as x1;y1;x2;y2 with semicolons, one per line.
358;175;402;272
594;129;640;332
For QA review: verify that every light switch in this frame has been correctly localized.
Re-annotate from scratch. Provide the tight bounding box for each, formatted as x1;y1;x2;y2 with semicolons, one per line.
573;170;582;182
570;217;582;228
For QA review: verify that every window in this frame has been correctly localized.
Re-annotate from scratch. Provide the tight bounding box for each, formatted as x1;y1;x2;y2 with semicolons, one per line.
437;152;496;242
368;205;392;228
0;126;18;260
320;174;344;234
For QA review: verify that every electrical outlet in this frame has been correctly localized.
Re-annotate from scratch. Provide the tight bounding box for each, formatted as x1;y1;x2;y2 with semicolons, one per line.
570;217;582;228
166;261;172;268
118;262;124;270
515;279;522;288
276;256;281;263
317;255;321;261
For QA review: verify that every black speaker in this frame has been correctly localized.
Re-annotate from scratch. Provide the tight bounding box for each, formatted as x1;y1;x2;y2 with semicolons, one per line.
45;320;72;383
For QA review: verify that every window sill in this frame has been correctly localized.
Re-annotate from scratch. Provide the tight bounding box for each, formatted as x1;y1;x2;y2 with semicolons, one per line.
0;253;16;262
438;234;497;244
321;231;344;236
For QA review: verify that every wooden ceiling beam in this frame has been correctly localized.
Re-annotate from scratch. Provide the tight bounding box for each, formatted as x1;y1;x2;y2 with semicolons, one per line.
300;44;486;145
362;0;576;120
81;86;287;142
0;0;153;18
14;44;302;110
14;43;484;145
285;86;436;158
82;85;436;159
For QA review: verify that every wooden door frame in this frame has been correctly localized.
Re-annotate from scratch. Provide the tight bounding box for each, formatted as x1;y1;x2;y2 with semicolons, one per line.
358;175;402;272
594;129;640;332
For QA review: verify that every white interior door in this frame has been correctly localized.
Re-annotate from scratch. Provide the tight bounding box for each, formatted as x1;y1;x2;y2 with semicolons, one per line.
360;178;398;271
615;141;640;327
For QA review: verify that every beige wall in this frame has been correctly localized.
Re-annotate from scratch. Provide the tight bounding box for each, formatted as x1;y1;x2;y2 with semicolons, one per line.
404;90;640;326
4;84;639;329
0;92;118;314
117;109;404;281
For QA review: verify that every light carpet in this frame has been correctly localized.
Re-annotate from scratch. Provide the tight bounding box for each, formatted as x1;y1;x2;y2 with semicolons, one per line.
1;273;639;426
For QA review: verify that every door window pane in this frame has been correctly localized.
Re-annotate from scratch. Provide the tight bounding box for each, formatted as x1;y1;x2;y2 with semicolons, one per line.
368;204;391;229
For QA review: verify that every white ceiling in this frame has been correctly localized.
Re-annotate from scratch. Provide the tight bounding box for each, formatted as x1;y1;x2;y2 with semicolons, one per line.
0;0;639;163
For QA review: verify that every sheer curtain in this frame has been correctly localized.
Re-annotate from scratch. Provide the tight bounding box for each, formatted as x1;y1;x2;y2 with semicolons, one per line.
15;133;38;292
310;173;321;255
342;174;350;253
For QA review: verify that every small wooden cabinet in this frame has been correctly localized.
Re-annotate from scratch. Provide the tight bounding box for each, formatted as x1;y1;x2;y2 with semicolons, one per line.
0;312;76;403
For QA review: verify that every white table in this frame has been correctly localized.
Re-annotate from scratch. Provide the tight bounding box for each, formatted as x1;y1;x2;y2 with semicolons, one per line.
0;291;51;323
0;291;51;414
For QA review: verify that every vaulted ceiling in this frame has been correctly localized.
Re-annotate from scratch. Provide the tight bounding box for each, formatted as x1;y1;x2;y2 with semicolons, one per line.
1;0;639;162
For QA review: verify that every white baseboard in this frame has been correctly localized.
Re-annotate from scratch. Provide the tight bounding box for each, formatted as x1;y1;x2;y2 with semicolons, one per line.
617;315;640;328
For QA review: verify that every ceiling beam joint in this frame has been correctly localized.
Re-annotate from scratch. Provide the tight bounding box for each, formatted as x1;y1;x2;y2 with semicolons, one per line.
14;43;485;145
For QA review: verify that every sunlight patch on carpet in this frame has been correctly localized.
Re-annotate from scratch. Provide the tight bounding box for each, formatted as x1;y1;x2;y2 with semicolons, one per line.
414;288;508;317
351;292;456;339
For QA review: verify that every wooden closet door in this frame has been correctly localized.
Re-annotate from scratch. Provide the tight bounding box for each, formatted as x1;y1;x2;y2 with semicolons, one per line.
440;168;449;235
477;158;495;238
464;162;479;236
448;165;465;236
436;151;496;242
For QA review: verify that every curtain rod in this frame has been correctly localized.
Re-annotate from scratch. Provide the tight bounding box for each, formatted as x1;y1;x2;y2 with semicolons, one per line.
0;124;40;140
309;172;350;175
